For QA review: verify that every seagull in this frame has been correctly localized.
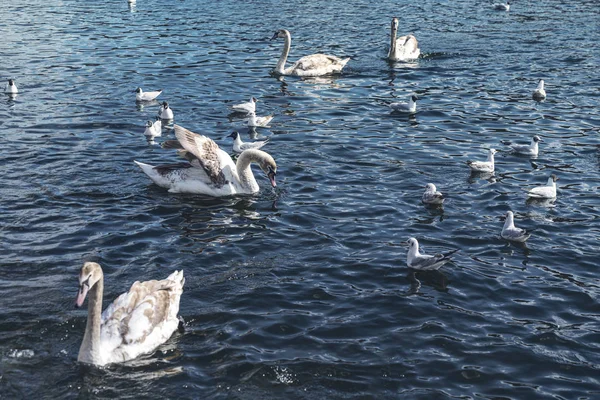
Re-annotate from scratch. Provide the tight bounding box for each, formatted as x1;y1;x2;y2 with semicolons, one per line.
422;183;445;205
494;1;510;11
406;238;458;271
4;79;18;94
467;149;497;173
231;97;258;114
158;101;174;120
135;87;162;102
227;131;269;154
510;135;542;156
144;119;162;137
532;79;546;101
390;95;418;114
247;113;274;128
501;211;532;242
526;174;559;199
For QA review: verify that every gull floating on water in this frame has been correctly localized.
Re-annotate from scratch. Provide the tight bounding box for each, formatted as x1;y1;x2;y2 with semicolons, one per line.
501;211;531;242
494;1;510;11
510;135;542;157
158;101;174;120
135;87;162;102
231;97;258;114
532;79;546;101
144;119;162;138
4;79;18;94
406;238;458;271
247;113;274;128
390;95;418;114
228;131;269;154
526;174;559;199
422;183;444;205
467;149;497;173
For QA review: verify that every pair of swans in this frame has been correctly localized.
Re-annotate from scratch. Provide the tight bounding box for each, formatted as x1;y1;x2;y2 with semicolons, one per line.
270;17;420;77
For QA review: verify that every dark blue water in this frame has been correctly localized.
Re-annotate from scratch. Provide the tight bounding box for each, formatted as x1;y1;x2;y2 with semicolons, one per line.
1;0;599;398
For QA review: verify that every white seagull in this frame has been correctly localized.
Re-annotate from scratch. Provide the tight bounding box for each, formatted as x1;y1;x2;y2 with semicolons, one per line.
532;79;546;101
467;149;497;173
144;119;162;138
494;1;510;11
4;79;18;94
135;87;162;102
390;95;418;114
526;174;559;199
227;131;269;154
406;238;458;271
510;135;542;156
501;211;532;242
247;113;274;128
231;97;258;114
422;183;445;205
158;101;174;120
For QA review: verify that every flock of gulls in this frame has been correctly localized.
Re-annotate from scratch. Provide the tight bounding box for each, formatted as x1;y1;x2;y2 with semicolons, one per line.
4;2;558;367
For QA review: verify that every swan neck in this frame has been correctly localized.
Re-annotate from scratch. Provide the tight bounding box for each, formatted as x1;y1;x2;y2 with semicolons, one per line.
78;277;103;364
236;150;261;192
389;25;397;58
276;31;291;74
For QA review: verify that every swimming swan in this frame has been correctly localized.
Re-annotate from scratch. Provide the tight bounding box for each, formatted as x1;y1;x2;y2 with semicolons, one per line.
135;124;277;196
75;262;184;366
270;29;350;77
388;17;420;62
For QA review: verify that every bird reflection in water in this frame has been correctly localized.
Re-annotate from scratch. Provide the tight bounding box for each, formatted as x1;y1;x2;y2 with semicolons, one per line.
406;269;449;295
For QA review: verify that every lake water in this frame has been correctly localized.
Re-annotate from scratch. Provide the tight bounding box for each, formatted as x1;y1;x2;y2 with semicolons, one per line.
1;0;599;398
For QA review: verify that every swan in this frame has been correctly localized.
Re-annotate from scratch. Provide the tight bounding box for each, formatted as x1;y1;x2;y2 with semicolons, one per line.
501;211;531;242
247;113;274;128
390;95;418;113
135;124;277;196
467;149;497;173
158;101;174;120
388;17;420;62
532;79;546;101
144;119;162;138
526;174;558;199
494;1;510;11
270;29;350;77
4;79;18;94
422;183;444;205
75;262;184;366
510;135;541;156
406;238;458;271
231;97;258;114
228;131;269;154
135;87;162;102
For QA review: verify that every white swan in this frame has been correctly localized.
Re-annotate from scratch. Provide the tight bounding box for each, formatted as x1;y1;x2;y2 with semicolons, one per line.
144;119;162;138
527;174;558;199
406;238;458;270
231;97;258;114
270;29;350;77
467;149;497;173
422;183;444;205
75;262;184;366
494;1;510;11
510;135;541;156
388;17;420;62
4;79;18;94
501;211;531;242
158;101;174;120
390;95;418;113
135;124;277;196
247;113;274;128
532;79;546;101
135;87;162;102
228;131;269;154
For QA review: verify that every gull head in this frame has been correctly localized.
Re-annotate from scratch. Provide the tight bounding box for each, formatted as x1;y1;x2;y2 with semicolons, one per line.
135;87;142;93
162;101;169;108
550;174;559;183
252;97;258;103
146;120;153;127
489;148;498;155
425;183;436;192
406;237;419;249
227;131;240;140
411;95;419;102
8;79;15;86
533;135;542;143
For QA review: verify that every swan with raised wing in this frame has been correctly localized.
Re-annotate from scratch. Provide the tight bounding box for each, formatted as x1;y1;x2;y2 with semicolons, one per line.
135;124;277;196
388;17;420;62
270;29;350;77
75;262;184;366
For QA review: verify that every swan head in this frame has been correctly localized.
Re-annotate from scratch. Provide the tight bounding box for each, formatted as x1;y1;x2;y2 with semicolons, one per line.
135;87;142;93
227;131;240;140
270;29;289;41
76;262;103;308
425;183;436;192
258;153;277;187
391;17;399;32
